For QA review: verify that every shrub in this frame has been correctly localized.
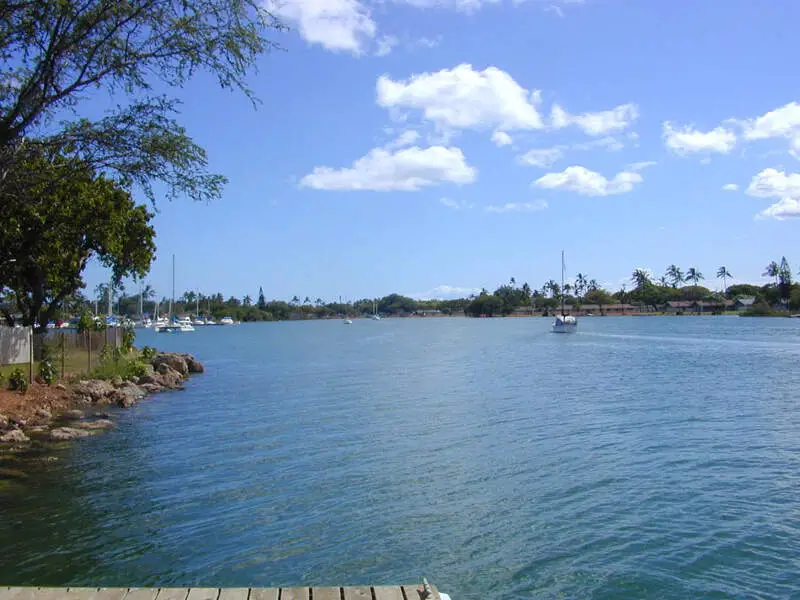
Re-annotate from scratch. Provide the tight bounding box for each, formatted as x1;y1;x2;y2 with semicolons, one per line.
141;345;157;360
121;326;136;354
742;301;781;317
8;368;28;393
39;360;57;385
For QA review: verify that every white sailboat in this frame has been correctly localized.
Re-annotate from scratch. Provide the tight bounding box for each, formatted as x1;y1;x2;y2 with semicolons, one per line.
370;300;381;320
157;255;193;333
552;251;578;334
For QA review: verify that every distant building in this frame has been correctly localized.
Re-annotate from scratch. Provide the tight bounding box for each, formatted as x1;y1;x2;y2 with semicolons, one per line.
735;297;757;311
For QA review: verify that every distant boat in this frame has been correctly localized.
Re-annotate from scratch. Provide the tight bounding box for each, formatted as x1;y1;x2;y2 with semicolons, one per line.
552;251;578;334
174;316;195;332
157;255;193;333
343;318;353;324
220;316;235;326
370;300;381;320
204;316;216;326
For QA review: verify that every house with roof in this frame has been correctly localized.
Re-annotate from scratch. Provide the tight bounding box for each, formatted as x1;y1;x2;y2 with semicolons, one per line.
734;297;757;311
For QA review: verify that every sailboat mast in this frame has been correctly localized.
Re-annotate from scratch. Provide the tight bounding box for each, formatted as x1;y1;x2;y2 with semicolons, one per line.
561;250;565;316
170;254;175;319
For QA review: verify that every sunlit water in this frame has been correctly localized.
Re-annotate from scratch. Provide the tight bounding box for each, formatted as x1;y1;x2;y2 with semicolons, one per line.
1;317;798;599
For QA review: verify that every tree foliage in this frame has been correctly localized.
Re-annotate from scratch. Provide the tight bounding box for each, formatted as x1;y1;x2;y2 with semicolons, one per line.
0;0;285;203
0;152;155;331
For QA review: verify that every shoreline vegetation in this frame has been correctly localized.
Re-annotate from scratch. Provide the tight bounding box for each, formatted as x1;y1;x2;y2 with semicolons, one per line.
46;260;799;325
0;351;204;468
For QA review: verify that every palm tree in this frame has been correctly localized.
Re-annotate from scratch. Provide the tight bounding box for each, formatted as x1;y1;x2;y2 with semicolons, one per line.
631;268;651;289
510;277;516;287
763;261;779;286
666;264;684;288
588;279;599;292
658;276;669;287
716;266;732;295
291;295;300;306
242;295;252;306
685;267;704;286
575;273;588;299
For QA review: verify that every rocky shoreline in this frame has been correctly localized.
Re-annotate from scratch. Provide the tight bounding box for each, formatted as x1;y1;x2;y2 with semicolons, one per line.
0;352;203;450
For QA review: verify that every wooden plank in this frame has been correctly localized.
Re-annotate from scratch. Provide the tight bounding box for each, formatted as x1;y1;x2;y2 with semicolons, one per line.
123;590;159;600
342;588;371;600
277;589;308;600
0;589;38;600
248;590;278;600
401;585;440;600
31;589;74;600
373;586;404;600
186;590;219;600
309;588;339;600
154;590;190;600
72;589;128;600
217;590;249;600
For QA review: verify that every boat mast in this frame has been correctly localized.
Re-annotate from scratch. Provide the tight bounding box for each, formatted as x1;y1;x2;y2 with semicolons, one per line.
169;254;175;321
561;250;565;317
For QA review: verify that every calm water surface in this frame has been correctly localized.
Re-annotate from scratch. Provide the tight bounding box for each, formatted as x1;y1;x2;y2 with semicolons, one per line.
1;317;799;599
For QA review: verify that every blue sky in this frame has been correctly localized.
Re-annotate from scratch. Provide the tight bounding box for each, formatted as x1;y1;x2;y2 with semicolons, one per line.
82;0;800;302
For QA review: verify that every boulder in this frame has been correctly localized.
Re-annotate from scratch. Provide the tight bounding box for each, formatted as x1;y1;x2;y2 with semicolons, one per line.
0;429;30;444
62;410;85;421
111;383;145;408
55;383;67;391
75;419;115;431
138;383;162;394
185;355;204;374
49;427;92;441
155;365;183;389
72;380;115;403
0;413;8;429
35;408;52;419
152;353;189;378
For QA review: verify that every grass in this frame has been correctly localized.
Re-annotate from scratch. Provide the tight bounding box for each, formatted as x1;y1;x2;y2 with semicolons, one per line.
0;345;142;384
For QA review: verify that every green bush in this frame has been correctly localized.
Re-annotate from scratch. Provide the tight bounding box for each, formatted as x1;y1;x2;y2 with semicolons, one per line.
742;301;781;317
8;368;28;393
39;360;57;385
121;326;135;353
141;345;157;360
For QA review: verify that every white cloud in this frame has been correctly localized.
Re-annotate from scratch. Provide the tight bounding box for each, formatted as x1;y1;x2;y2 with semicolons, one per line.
518;146;564;167
376;64;544;131
628;160;657;172
413;36;441;49
266;0;376;54
440;197;469;209
535;165;642;196
757;197;800;220
550;103;638;136
721;183;739;192
375;35;398;56
394;0;500;11
571;136;624;152
385;130;420;149
663;122;736;154
741;102;800;141
746;168;800;220
299;145;476;191
491;131;513;147
486;200;548;213
410;285;482;300
745;168;800;199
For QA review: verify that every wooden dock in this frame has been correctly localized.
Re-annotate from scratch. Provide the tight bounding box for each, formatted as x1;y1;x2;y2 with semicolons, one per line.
0;586;441;600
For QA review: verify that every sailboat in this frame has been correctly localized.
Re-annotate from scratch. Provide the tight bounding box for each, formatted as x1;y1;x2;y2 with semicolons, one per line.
552;251;578;333
370;300;381;320
157;255;193;332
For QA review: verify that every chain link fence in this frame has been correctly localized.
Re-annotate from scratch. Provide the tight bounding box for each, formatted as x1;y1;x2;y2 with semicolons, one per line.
1;326;123;382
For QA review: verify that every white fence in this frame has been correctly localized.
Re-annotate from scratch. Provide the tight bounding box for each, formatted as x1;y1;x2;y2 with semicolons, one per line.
0;326;32;366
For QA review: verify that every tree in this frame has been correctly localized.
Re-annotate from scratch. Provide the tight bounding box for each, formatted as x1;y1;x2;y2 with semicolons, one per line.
575;273;588;299
587;279;599;292
763;261;779;286
778;257;792;304
666;265;684;288
0;153;155;333
257;286;266;310
631;269;651;289
658;276;669;287
0;0;285;204
716;266;732;294
685;268;704;286
243;295;252;307
584;288;614;312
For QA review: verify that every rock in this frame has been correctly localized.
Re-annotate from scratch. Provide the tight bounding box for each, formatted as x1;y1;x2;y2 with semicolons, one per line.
142;364;155;377
49;427;91;441
111;375;124;388
72;380;115;403
62;410;85;421
0;429;30;444
55;383;67;391
137;374;158;385
150;365;182;389
75;419;114;431
185;356;204;374
139;383;162;394
130;376;140;384
111;383;145;408
0;414;8;429
94;411;111;419
35;408;51;419
152;353;189;378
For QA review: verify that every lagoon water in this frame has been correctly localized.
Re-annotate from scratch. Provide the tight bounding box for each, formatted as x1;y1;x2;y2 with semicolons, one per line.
1;317;799;598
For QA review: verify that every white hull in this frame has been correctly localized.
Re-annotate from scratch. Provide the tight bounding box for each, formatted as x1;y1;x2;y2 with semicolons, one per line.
552;315;578;333
343;319;353;324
